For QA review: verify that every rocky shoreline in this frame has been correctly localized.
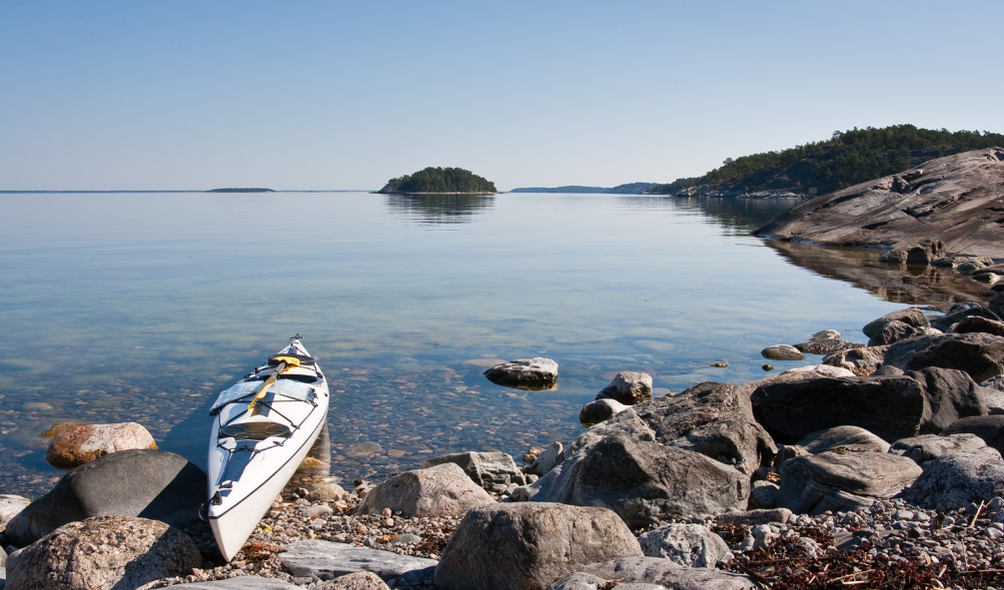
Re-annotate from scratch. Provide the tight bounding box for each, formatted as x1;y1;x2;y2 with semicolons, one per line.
4;292;1004;589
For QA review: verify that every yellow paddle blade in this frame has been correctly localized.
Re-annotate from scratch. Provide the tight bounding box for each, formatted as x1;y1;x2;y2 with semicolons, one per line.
271;356;301;368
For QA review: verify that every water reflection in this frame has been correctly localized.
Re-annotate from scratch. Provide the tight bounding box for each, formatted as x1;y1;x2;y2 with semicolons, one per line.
384;193;495;224
618;196;801;234
764;240;995;310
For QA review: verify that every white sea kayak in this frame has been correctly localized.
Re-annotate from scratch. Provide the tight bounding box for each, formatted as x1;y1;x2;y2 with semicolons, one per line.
206;337;330;561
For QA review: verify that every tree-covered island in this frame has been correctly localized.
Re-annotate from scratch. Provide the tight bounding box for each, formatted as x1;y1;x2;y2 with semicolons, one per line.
377;167;496;195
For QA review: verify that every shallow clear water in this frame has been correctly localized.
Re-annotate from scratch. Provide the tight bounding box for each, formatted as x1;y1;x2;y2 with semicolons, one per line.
0;191;908;496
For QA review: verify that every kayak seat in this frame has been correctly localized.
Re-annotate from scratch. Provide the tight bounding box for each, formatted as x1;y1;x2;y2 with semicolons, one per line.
220;422;292;441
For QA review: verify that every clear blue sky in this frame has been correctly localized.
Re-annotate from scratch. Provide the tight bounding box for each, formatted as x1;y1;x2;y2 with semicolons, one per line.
2;1;1001;191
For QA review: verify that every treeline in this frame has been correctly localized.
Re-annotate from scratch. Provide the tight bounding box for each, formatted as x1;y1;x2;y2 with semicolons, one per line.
649;125;1004;195
379;167;496;194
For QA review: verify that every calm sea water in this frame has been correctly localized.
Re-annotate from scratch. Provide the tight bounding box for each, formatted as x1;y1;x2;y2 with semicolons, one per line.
0;191;910;497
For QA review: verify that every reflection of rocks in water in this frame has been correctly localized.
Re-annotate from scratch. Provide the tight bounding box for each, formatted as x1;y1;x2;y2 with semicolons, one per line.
619;196;801;233
765;240;995;310
385;194;494;224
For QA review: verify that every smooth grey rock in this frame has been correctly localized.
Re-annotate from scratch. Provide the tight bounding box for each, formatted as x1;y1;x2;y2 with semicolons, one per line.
942;415;1004;456
580;399;629;427
528;442;564;477
889;433;987;466
754;148;1004;258
0;495;31;531
5;515;200;590
761;345;805;361
637;523;733;567
521;382;774;528
884;332;1004;382
750;367;986;443
354;463;495;518
793;339;863;355
713;508;793;527
4;449;206;547
434;503;642;590
422;451;526;487
776;450;923;515
484;358;558;390
863;308;931;339
796;425;890;453
573;556;756;589
280;540;437;584
596;372;653;405
902;447;1004;509
822;345;889;376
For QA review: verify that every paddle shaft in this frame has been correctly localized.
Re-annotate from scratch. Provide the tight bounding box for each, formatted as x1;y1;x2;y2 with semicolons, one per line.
247;360;288;411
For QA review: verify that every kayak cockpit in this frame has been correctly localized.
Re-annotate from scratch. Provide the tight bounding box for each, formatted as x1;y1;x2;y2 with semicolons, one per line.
219;421;292;441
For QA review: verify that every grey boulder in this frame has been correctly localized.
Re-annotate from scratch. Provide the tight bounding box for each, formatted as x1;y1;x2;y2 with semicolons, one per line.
795;425;890;454
862;307;931;339
579;398;629;427
519;382;774;528
354;462;495;518
4;449;206;547
280;540;437;586
761;345;805;361
941;415;1004;456
422;451;526;487
931;302;1001;332
484;358;558;390
822;345;889;376
776;450;923;515
750;367;986;443
596;372;653;405
434;503;641;590
792;339;863;356
883;332;1004;382
5;515;200;590
902;447;1004;509
889;433;988;466
637;523;733;567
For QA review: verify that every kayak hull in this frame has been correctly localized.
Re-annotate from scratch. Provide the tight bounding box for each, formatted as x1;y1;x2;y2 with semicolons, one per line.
206;339;329;561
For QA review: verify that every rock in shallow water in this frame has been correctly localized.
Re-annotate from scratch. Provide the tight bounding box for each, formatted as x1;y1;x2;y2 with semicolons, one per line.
45;421;157;470
760;345;805;361
484;358;558;390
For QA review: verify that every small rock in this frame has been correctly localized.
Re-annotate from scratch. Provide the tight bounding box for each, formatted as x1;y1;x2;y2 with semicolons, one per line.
579;399;628;427
596;371;653;405
761;345;805;361
484;358;558;390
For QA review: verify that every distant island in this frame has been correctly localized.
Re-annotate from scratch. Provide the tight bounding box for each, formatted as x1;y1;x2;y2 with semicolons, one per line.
207;188;275;193
377;167;496;195
647;125;1004;197
511;182;658;194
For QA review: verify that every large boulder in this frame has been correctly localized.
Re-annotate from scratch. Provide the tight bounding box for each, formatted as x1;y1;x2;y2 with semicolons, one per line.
795;425;890;453
596;372;653;405
4;449;206;547
557;556;756;590
862;308;931;339
776;450;923;515
889;433;988;466
354;463;495;518
434;503;642;590
953;316;1004;337
931;302;1001;332
422;451;526;487
883;332;1004;382
5;515;200;590
484;358;558;390
902;447;1004;509
518;382;774;528
867;320;932;346
941;415;1004;456
45;422;157;470
637;523;733;567
750;367;986;443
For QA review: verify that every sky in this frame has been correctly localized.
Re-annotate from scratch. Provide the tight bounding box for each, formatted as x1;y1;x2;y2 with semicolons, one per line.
1;1;1002;191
